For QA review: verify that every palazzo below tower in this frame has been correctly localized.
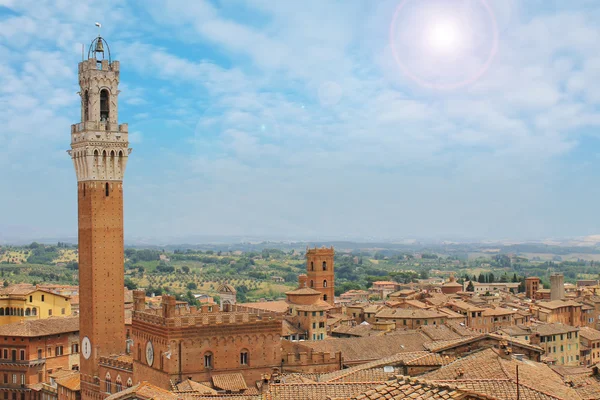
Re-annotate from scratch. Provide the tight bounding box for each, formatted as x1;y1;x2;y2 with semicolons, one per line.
69;35;131;400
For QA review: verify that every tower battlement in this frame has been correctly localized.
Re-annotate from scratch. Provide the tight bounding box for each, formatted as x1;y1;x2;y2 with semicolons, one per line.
306;246;335;256
79;58;120;73
133;308;282;329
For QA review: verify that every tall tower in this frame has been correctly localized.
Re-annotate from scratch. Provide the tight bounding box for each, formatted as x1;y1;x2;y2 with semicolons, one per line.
69;35;130;400
306;246;335;305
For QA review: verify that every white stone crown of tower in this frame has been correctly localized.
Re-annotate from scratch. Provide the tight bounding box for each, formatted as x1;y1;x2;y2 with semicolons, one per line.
69;36;131;182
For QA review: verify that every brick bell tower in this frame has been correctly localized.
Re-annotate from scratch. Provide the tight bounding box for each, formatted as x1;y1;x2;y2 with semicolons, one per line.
69;33;130;400
306;246;335;305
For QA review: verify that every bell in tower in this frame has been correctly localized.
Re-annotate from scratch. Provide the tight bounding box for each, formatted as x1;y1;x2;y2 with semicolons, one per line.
94;36;104;54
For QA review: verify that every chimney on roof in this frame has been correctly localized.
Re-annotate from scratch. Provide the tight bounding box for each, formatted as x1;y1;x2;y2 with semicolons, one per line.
456;368;464;378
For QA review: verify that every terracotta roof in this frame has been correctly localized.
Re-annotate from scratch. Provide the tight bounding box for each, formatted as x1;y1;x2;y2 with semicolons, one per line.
535;300;583;310
422;348;582;400
420;325;464;341
579;327;600;341
0;284;34;295
319;351;456;383
481;307;517;316
331;324;380;338
212;373;248;392
56;373;80;391
447;300;485;312
0;316;78;337
300;331;432;363
285;287;322;296
238;300;289;313
175;379;218;394
104;381;178;400
351;377;474;399
375;308;446;319
265;382;379;400
295;303;332;312
282;319;304;337
530;323;578;336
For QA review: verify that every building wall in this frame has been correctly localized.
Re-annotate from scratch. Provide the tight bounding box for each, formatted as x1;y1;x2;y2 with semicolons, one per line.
550;274;565;301
540;331;579;366
525;278;540;299
580;337;600;366
294;309;327;340
0;332;79;400
306;248;335;305
131;308;282;390
375;315;446;329
0;291;72;326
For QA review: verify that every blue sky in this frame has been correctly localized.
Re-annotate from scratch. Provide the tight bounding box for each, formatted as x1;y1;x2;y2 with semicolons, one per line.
1;0;600;243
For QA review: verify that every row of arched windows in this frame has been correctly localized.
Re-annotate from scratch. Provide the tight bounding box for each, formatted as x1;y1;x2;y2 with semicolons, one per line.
105;372;132;394
0;307;37;316
309;280;328;288
309;261;328;271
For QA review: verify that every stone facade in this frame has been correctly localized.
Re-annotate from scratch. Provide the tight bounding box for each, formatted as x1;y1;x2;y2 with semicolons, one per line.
70;38;130;400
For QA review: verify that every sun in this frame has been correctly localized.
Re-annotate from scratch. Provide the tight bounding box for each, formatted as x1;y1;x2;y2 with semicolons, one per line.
426;19;463;54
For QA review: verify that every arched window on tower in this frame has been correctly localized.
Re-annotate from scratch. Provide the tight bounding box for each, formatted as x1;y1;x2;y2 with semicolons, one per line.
311;261;314;271
83;90;89;122
115;375;122;392
323;280;328;288
100;89;110;122
322;261;327;271
310;280;314;288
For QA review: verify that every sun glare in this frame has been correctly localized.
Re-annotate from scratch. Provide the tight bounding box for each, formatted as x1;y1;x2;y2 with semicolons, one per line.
426;19;462;54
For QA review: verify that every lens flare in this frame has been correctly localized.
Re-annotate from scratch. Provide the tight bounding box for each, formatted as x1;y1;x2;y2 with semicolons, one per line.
389;0;498;90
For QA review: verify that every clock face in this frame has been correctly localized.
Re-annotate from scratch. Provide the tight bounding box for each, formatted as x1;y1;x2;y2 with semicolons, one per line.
145;341;154;367
82;337;91;360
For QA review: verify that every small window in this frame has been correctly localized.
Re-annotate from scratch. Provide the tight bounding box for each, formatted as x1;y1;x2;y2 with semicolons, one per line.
323;280;327;288
105;182;109;197
48;309;52;316
20;350;25;361
41;295;45;302
204;352;213;368
322;261;327;271
240;350;249;366
311;262;314;271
